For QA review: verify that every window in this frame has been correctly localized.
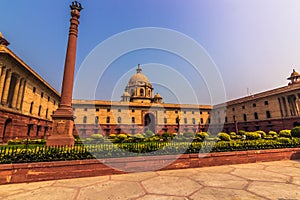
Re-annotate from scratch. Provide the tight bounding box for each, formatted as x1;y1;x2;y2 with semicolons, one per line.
118;109;121;112
175;110;178;114
118;117;121;123
208;118;211;123
95;116;99;124
132;109;135;113
232;108;235;111
164;110;166;114
242;106;245;109
225;117;228;123
164;118;167;124
84;108;87;111
184;118;187;124
200;118;204;124
54;100;56;105
73;108;76;111
33;87;36;93
200;111;202;115
132;117;135;123
106;117;110;123
233;115;236;121
253;103;256;107
192;111;194;114
254;112;258;120
107;108;110;112
29;102;34;114
83;116;87;123
46;108;48;119
264;101;269;105
47;96;50;101
266;111;271;118
192;118;195;124
96;108;99;112
38;106;42;116
184;111;186;114
140;88;144;96
41;92;44;98
243;114;247;121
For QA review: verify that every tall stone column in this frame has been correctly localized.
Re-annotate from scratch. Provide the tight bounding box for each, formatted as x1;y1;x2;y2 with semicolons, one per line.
0;66;7;103
11;77;20;108
47;1;83;146
1;70;11;105
16;79;25;110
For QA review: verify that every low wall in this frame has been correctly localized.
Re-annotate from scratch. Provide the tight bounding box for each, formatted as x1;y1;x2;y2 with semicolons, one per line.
1;148;300;185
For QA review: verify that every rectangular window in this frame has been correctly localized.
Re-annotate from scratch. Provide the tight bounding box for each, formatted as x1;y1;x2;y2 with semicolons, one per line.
265;101;269;105
33;87;36;93
184;118;187;124
200;118;204;124
242;106;245;109
164;118;167;124
175;110;178;114
266;111;271;118
96;108;99;112
107;108;111;112
48;96;50;101
253;103;256;107
118;109;121;112
84;108;87;111
132;117;135;123
132;109;135;113
232;107;235;111
243;114;247;121
41;92;44;98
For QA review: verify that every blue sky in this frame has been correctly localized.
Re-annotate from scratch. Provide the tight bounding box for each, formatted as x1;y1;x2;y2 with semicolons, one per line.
1;0;300;104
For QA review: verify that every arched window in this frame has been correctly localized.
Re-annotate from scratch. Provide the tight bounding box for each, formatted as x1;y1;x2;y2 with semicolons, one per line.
140;88;144;96
266;111;271;118
83;116;87;123
45;108;49;119
95;116;99;124
29;102;34;114
106;116;110;123
118;117;121;123
192;118;195;124
243;114;247;121
132;117;135;123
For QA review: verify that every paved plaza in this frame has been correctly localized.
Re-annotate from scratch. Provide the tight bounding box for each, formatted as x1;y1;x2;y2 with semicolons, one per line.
0;160;300;200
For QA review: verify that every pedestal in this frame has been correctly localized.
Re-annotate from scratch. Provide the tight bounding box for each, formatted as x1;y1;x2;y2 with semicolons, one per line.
46;109;75;146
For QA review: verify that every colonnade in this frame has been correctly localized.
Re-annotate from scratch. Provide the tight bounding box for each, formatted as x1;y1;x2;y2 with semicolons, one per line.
0;65;26;110
278;94;300;117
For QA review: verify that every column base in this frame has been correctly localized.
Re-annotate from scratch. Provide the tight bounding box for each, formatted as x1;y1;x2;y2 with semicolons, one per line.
47;115;75;147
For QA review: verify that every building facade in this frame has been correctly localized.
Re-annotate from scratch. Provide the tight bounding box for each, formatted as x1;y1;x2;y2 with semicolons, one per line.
1;33;300;141
213;70;300;133
0;34;60;142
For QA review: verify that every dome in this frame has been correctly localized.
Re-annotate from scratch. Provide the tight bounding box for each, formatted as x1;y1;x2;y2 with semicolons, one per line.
128;64;149;84
290;69;300;77
154;93;162;99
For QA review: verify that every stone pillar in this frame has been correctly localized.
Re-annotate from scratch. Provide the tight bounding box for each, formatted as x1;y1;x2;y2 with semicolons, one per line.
47;1;83;147
1;70;11;105
0;66;7;102
284;96;290;116
11;77;20;108
16;79;25;109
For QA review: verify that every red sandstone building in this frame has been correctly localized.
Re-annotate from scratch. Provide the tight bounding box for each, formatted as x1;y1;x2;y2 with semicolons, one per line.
1;32;300;141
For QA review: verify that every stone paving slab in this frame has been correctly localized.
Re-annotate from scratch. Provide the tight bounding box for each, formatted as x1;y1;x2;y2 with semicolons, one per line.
0;160;300;200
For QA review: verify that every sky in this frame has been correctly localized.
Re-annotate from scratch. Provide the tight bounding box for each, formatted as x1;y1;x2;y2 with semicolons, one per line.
1;0;300;105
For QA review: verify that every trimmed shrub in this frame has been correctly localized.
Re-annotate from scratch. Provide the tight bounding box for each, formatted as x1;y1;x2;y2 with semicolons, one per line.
196;132;209;140
162;132;173;139
183;132;195;138
117;134;128;142
245;132;261;140
238;130;246;135
279;130;292;138
144;130;154;138
90;134;104;141
108;134;117;139
133;133;145;142
256;130;267;138
267;131;277;138
217;132;231;141
291;126;300;138
229;132;237;140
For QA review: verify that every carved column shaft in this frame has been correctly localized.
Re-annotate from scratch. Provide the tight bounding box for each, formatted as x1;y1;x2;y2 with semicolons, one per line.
0;66;6;102
11;77;20;108
1;70;11;105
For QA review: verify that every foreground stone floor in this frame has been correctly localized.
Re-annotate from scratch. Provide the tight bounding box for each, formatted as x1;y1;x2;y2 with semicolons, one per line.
1;160;300;200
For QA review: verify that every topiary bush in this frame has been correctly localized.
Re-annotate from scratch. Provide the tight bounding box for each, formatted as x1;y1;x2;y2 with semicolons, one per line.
117;134;128;142
133;133;145;142
144;130;154;138
256;130;267;138
229;132;237;140
291;126;300;138
238;130;246;136
108;134;117;139
91;134;104;141
245;132;261;140
267;131;277;138
196;132;209;140
279;130;292;138
183;132;195;138
217;132;231;141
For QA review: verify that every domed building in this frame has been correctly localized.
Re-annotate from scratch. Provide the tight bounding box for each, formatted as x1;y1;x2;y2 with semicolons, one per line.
121;64;163;103
288;69;300;85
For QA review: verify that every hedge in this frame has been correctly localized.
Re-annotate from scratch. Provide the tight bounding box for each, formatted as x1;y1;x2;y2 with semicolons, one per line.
1;138;300;164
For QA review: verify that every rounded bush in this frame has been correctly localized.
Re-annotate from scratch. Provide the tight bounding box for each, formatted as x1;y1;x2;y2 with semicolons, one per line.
217;132;231;141
183;132;195;138
91;134;104;141
291;126;300;138
256;130;267;138
196;132;209;140
238;130;246;135
245;132;261;140
108;134;117;139
229;132;237;140
144;130;154;138
267;131;277;137
162;132;173;139
117;134;128;141
279;130;292;138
